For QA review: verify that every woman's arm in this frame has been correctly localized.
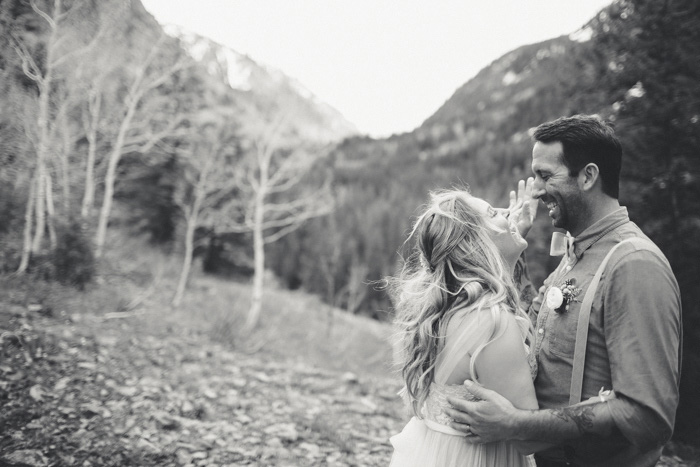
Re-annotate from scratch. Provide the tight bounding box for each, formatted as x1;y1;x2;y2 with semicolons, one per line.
472;310;552;454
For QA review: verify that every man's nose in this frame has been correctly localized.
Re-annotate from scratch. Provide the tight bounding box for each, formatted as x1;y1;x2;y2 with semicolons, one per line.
531;180;545;199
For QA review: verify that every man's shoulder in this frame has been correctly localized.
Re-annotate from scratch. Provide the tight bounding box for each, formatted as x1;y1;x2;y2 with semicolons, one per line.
603;229;680;295
610;229;668;266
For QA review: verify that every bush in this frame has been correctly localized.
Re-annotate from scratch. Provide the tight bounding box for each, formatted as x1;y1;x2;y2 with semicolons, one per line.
51;220;95;290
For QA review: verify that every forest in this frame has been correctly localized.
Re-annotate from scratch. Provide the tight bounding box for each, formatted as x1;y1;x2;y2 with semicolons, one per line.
0;0;699;457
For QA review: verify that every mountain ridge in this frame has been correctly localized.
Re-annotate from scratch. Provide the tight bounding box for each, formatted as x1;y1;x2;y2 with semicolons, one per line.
160;23;359;144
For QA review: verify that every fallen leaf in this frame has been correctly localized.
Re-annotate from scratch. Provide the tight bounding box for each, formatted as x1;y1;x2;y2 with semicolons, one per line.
54;377;70;391
2;449;48;467
29;385;44;402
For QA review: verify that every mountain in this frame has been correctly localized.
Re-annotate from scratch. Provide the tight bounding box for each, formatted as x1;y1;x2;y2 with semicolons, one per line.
270;33;593;319
282;32;597;306
164;25;358;145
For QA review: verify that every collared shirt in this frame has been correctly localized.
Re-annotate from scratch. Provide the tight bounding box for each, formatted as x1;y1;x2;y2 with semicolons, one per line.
528;207;682;466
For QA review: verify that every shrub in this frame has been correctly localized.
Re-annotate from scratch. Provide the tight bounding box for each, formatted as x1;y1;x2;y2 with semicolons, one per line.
52;219;95;290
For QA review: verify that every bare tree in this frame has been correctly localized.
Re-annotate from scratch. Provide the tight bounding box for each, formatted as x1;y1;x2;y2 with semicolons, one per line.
172;111;239;306
337;256;369;315
70;40;123;220
80;79;103;218
94;34;193;257
221;115;332;330
9;0;122;271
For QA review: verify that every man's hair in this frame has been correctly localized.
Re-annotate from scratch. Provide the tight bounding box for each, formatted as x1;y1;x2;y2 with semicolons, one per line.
532;114;622;199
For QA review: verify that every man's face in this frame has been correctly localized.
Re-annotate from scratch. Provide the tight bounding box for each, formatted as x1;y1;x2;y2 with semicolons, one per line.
531;141;585;235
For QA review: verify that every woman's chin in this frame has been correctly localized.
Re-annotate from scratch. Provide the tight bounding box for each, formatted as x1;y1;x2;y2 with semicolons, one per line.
516;239;528;255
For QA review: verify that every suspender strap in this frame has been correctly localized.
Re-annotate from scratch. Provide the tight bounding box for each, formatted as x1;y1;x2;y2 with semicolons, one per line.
568;237;658;405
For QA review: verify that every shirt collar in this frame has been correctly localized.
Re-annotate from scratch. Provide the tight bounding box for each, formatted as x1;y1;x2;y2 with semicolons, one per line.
570;207;630;259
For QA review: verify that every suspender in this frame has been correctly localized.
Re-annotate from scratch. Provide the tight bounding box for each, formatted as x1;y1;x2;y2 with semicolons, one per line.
568;237;663;405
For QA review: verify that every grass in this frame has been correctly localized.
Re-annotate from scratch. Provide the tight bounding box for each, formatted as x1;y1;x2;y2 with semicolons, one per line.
153;265;397;380
92;230;399;381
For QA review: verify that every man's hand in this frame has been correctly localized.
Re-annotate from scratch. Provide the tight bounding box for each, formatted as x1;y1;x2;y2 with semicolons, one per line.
505;177;538;238
530;285;546;315
445;381;520;444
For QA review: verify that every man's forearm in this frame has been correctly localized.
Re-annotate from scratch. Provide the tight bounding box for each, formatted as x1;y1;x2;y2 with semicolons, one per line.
514;252;536;307
512;401;615;443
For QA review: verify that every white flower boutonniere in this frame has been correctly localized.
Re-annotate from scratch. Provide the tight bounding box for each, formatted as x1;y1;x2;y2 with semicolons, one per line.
546;278;581;313
546;286;564;309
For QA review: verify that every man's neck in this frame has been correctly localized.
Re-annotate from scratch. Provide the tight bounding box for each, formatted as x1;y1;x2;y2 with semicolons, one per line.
571;196;621;237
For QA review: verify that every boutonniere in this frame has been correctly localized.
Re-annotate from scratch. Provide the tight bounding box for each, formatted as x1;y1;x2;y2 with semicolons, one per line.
545;278;582;313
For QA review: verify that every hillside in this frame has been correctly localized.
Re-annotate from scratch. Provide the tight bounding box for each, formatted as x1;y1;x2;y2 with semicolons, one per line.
1;252;698;466
0;237;405;466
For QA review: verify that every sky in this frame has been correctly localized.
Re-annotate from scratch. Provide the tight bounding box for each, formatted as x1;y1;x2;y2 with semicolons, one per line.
141;0;613;138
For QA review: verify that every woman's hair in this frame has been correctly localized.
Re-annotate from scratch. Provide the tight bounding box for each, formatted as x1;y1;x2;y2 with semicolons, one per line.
390;189;529;417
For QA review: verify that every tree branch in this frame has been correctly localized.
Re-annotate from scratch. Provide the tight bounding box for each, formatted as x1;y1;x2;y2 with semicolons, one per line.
260;204;330;230
10;36;43;83
30;0;57;29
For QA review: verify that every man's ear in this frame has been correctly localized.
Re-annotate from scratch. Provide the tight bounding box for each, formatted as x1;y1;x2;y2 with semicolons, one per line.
578;163;600;192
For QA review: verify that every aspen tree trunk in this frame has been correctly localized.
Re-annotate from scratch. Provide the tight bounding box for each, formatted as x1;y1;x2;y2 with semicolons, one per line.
95;101;138;257
59;118;71;212
29;0;60;253
173;143;218;306
31;81;50;253
173;203;199;307
45;173;57;249
245;150;269;330
17;174;37;273
81;93;101;218
246;190;266;330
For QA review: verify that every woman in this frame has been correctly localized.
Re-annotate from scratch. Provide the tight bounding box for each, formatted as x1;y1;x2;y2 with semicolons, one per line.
389;188;537;467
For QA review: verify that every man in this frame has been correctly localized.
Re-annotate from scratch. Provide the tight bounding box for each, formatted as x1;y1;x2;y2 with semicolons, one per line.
446;115;682;466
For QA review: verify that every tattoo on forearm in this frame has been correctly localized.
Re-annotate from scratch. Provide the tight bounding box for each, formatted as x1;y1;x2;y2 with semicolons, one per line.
514;253;536;307
551;406;596;434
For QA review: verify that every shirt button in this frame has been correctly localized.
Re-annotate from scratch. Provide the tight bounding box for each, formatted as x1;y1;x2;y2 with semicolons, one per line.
538;328;544;335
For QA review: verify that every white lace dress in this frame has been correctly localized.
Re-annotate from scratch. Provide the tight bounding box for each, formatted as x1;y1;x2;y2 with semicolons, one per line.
389;306;536;467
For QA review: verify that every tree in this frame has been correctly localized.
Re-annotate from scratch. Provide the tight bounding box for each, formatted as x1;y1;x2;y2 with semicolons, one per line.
94;32;193;257
580;0;700;444
76;53;118;219
222;114;332;330
7;0;125;271
172;109;240;306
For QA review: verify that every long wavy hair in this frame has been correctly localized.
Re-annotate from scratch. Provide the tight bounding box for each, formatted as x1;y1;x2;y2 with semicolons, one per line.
390;189;530;417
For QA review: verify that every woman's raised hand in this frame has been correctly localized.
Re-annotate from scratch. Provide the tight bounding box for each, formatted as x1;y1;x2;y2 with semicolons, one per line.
507;177;537;238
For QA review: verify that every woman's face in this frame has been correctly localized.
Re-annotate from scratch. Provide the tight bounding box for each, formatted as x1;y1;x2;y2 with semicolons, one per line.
464;196;528;264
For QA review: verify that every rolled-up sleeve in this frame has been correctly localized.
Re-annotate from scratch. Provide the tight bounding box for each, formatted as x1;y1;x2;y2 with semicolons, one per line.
603;249;682;446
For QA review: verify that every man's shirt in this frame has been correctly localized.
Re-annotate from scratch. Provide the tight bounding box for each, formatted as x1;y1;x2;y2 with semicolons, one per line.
528;208;682;466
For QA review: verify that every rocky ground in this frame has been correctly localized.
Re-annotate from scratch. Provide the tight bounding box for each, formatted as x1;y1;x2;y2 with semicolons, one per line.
1;290;697;467
0;297;406;467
